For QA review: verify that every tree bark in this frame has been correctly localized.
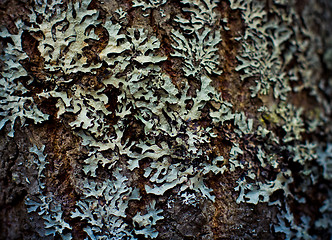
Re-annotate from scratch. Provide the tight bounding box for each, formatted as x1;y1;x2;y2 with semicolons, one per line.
0;0;332;239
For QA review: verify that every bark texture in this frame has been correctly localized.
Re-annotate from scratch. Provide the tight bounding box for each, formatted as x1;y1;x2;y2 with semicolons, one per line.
0;0;332;239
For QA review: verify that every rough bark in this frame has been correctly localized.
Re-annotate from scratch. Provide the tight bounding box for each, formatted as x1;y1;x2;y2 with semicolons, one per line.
0;0;332;239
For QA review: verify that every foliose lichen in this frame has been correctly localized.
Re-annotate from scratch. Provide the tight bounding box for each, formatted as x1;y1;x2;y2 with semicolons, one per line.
26;145;72;239
0;0;331;238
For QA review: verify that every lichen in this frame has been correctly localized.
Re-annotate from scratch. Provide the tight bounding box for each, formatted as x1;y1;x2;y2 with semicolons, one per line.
26;145;72;240
0;22;49;137
71;169;140;239
317;143;332;180
132;200;164;238
1;0;331;238
132;0;167;14
32;0;102;74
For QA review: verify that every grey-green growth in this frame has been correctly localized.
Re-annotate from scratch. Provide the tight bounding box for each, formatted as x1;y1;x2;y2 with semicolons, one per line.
0;0;331;239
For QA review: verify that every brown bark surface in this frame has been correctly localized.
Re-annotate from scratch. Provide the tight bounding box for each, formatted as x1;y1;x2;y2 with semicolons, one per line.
0;0;332;239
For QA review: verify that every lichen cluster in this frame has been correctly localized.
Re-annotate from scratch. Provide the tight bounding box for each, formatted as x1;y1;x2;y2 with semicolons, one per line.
0;0;331;239
230;0;332;238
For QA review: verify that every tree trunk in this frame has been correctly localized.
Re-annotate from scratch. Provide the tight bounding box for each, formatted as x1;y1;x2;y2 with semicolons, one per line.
1;0;332;239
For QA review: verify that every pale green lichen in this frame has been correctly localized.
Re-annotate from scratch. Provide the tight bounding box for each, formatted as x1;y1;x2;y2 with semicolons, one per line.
26;195;72;240
229;0;332;237
132;0;167;14
275;205;312;240
232;0;292;100
71;169;140;239
315;189;332;236
235;170;293;205
171;0;222;77
1;0;331;238
0;22;49;137
132;200;164;238
317;143;332;181
180;192;199;206
32;0;102;74
275;103;305;143
26;145;72;240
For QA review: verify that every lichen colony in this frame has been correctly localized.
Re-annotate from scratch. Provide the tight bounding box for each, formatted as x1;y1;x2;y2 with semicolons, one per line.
0;0;332;239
